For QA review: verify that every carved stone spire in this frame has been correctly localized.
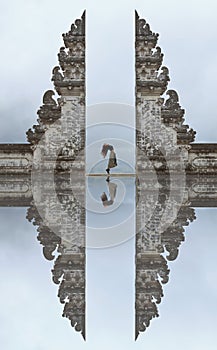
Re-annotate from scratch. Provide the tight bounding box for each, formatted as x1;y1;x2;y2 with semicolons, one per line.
52;11;85;97
135;12;169;96
135;254;168;340
27;172;86;339
135;12;196;339
52;245;85;339
26;12;86;339
26;11;86;149
135;174;196;339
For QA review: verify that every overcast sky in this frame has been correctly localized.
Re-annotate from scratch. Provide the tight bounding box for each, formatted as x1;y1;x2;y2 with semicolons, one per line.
1;0;217;349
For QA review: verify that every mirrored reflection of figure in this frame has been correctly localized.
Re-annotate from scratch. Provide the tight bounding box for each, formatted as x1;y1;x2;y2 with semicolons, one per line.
101;179;117;207
101;143;117;174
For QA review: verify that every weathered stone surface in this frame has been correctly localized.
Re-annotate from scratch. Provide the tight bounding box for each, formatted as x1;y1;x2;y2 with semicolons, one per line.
135;12;196;339
162;90;196;144
26;11;86;339
135;174;196;338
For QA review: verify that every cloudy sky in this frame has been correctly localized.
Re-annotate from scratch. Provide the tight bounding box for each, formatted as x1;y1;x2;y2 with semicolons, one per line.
1;0;217;349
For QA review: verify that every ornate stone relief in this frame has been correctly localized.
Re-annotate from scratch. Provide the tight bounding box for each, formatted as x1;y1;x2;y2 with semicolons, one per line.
26;12;85;168
135;11;196;338
135;176;196;338
26;12;86;339
162;90;196;144
26;90;61;146
26;199;85;339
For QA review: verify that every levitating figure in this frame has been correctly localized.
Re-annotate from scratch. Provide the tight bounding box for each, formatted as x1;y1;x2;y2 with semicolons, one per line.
101;143;117;174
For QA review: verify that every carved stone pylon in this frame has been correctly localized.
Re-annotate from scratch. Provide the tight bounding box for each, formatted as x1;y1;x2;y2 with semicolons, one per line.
135;11;196;339
26;12;86;339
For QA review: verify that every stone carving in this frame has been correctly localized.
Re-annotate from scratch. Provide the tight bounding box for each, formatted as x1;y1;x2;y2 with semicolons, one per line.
135;11;197;339
27;10;85;147
135;253;169;339
135;12;168;95
135;11;159;45
158;66;170;86
26;205;61;261
38;90;61;122
26;90;61;146
52;66;64;83
63;15;85;44
26;122;46;146
52;246;85;339
136;43;163;68
26;11;86;339
51;12;85;97
136;184;196;339
161;206;196;261
58;43;84;68
27;194;85;338
162;90;196;144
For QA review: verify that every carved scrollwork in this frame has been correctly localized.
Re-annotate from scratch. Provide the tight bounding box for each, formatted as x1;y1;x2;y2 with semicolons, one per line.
70;41;85;57
27;10;86;144
26;11;86;339
158;66;170;86
63;299;85;338
42;90;57;105
62;12;85;60
135;252;168;338
52;66;64;83
26;123;46;145
153;46;163;60
58;47;68;67
136;13;169;95
51;249;85;339
135;201;196;338
135;11;159;45
38;90;61;123
63;14;85;41
26;205;61;261
135;42;197;333
136;270;163;304
26;90;61;145
63;62;85;80
164;89;180;109
162;207;196;261
53;14;85;96
136;293;159;338
58;44;85;72
162;90;196;144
